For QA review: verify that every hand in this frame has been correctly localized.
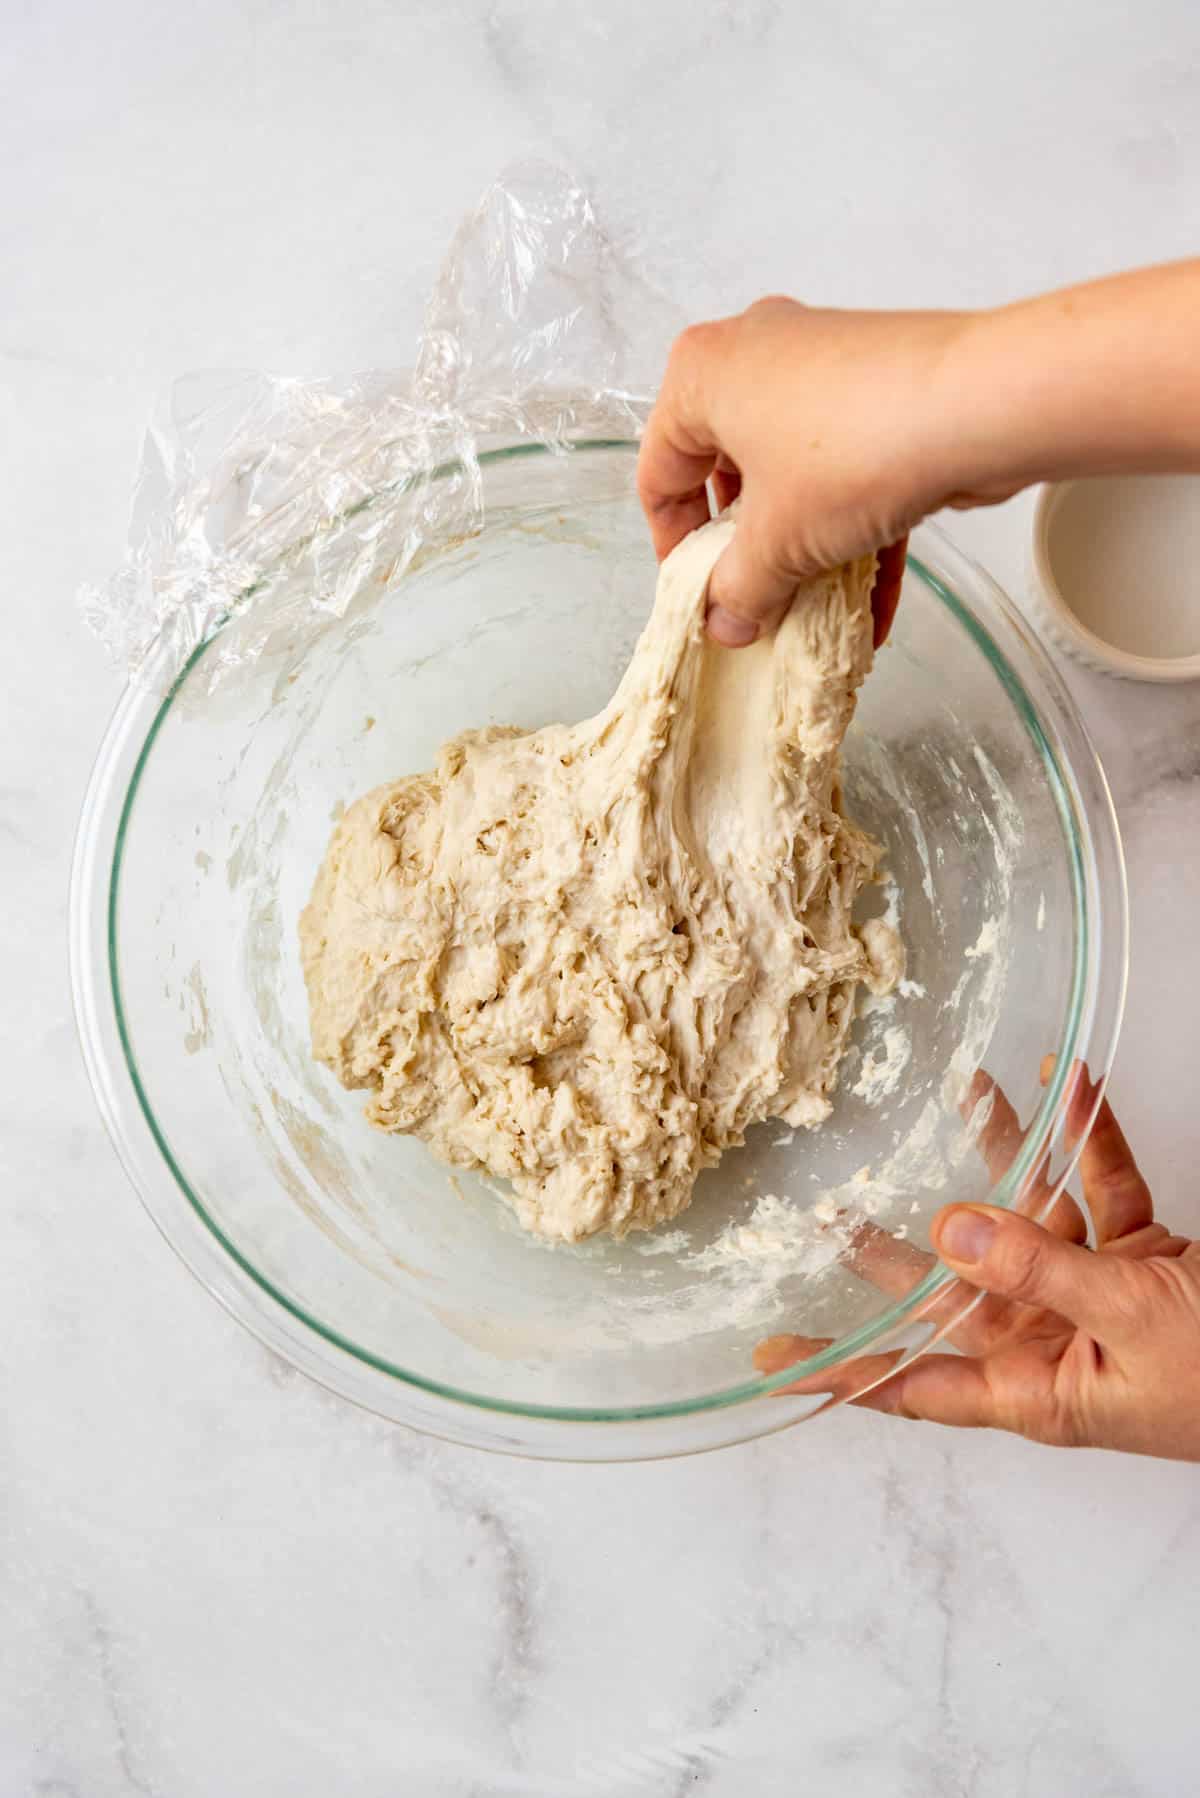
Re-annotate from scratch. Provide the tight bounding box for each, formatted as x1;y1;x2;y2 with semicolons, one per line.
637;297;985;648
638;264;1200;649
756;1066;1200;1461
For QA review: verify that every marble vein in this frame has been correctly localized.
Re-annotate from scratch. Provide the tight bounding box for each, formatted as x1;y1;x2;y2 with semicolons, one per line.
80;1592;157;1798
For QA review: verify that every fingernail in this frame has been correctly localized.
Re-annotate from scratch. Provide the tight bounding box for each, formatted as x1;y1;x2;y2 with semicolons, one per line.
706;603;759;647
938;1208;997;1265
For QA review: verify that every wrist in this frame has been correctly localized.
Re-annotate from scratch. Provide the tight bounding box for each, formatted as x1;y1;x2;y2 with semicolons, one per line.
924;305;1054;503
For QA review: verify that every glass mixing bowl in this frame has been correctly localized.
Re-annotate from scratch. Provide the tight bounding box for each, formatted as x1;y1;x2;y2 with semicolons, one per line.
71;442;1126;1459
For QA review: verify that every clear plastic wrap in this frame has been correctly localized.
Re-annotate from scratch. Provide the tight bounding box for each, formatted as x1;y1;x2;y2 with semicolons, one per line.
82;163;683;690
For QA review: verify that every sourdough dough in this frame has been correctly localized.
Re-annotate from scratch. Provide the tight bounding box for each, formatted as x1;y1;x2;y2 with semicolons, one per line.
300;514;900;1243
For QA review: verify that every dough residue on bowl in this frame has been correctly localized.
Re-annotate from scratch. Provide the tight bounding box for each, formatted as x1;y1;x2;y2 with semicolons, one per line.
300;514;901;1243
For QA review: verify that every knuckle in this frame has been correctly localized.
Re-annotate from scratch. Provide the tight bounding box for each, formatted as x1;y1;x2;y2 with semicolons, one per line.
1089;1161;1146;1206
660;322;729;431
745;293;800;320
669;320;721;376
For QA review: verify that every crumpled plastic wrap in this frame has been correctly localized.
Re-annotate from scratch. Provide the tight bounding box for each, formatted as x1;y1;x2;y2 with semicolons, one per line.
82;164;683;690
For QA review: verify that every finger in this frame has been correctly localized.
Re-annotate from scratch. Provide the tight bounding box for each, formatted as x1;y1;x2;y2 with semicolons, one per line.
637;322;728;560
1077;1096;1156;1245
932;1204;1142;1343
1040;1055;1155;1248
755;1333;906;1406
754;1331;830;1377
873;1332;1092;1446
636;414;715;560
1041;1051;1107;1165
856;1353;1001;1428
840;1217;938;1298
711;454;742;515
758;1333;1006;1433
963;1069;1023;1187
1039;1053;1099;1149
870;535;906;648
706;501;808;646
964;1069;1086;1240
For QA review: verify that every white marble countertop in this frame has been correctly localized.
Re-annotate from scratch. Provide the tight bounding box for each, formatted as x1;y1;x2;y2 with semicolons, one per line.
5;4;1200;1792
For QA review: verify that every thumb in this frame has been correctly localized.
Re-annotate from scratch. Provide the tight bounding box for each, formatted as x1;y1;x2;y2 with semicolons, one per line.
933;1204;1140;1342
706;505;808;646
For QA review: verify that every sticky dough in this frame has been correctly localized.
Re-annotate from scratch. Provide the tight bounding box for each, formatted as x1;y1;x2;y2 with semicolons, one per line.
300;514;901;1243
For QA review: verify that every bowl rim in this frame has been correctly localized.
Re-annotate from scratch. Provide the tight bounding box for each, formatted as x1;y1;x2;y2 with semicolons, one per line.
1032;478;1200;683
71;439;1129;1453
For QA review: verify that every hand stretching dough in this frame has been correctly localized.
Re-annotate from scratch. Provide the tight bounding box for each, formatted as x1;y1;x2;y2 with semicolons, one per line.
300;514;901;1243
